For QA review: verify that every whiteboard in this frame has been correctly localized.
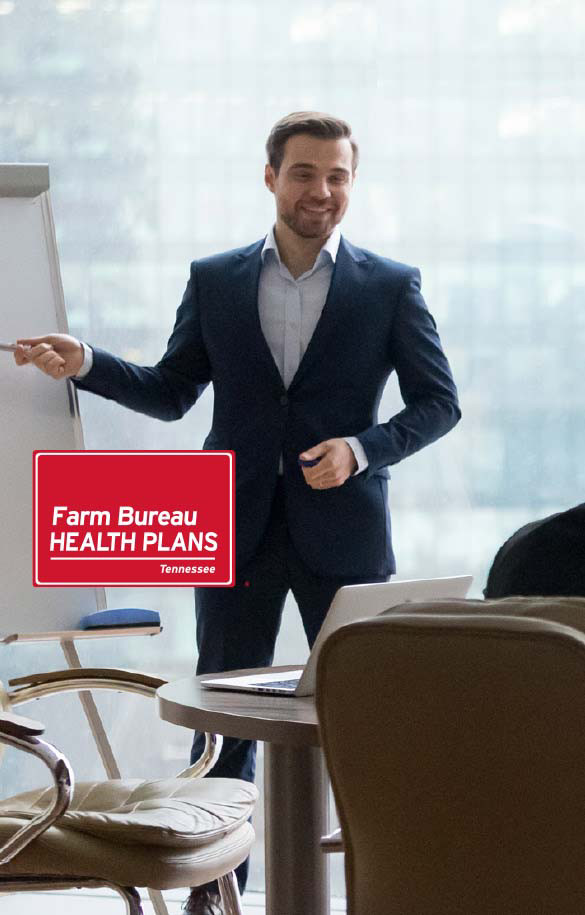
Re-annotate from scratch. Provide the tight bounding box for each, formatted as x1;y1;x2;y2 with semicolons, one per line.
0;164;105;636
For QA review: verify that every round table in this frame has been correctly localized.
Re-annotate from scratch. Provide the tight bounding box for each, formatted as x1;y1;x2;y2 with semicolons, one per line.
157;666;330;915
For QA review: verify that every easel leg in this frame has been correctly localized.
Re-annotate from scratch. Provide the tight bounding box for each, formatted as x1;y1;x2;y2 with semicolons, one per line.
60;639;121;778
59;639;170;915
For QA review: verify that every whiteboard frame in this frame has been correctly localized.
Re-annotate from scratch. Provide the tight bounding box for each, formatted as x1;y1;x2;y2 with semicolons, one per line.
0;163;106;630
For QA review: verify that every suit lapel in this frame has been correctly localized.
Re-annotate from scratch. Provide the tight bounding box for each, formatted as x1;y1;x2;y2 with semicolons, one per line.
233;239;286;392
288;237;374;391
233;236;374;392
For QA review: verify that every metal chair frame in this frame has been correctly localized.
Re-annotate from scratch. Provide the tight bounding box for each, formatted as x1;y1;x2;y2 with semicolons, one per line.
0;669;244;915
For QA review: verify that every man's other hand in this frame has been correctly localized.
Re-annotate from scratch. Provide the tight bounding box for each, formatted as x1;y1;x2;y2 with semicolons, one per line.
299;439;358;490
13;334;84;379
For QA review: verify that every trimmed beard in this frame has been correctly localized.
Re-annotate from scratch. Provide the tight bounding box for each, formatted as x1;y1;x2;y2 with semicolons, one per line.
280;208;335;240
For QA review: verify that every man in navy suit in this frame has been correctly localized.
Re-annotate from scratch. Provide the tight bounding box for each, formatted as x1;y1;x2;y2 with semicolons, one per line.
17;112;461;912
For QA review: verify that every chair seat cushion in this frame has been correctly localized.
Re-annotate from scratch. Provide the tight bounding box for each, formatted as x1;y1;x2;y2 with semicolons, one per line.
0;777;257;848
0;819;255;889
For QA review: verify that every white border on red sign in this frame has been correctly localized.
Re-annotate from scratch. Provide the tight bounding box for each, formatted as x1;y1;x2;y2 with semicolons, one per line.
33;451;234;587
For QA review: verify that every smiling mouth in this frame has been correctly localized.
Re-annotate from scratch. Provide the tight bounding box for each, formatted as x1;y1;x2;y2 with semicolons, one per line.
300;206;332;215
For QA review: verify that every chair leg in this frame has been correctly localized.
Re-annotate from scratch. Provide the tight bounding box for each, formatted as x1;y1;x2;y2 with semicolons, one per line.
115;885;144;915
218;871;243;915
147;887;169;915
0;877;143;915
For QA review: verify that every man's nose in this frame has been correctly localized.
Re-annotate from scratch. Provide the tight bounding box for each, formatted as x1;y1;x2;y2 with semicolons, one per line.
308;177;332;200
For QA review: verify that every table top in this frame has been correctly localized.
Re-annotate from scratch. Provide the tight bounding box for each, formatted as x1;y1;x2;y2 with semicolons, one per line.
157;665;321;746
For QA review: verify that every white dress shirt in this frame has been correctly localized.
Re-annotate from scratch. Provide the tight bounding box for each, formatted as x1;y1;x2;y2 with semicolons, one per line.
258;225;367;474
77;227;367;473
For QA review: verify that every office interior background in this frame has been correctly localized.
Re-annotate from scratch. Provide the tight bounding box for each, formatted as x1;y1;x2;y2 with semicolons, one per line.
1;0;584;901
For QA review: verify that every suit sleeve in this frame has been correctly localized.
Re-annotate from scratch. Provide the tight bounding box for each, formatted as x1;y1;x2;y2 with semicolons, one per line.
357;268;461;476
74;262;211;421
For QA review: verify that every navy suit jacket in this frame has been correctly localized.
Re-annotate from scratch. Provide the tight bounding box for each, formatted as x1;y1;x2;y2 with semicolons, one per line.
75;236;461;577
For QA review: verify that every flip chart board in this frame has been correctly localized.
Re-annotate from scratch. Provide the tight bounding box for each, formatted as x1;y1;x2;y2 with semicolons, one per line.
0;164;105;636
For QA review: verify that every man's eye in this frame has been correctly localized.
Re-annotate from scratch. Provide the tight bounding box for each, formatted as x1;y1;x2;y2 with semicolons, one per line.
330;175;346;184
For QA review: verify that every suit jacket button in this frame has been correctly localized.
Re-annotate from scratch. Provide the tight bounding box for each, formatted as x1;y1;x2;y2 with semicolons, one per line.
280;395;288;406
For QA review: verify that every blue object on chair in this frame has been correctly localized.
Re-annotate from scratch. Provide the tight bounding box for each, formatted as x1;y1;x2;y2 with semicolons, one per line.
78;608;161;630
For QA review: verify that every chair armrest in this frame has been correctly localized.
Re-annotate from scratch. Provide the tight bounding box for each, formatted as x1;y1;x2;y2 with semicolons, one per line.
320;827;344;853
0;715;73;865
176;731;224;780
7;670;222;778
9;667;166;690
0;711;45;739
8;668;166;705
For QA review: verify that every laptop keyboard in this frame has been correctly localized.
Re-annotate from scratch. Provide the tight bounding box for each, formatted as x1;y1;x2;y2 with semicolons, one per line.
249;678;299;690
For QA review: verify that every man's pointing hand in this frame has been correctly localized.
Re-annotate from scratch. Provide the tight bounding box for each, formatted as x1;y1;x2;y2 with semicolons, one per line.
299;438;358;490
13;334;84;379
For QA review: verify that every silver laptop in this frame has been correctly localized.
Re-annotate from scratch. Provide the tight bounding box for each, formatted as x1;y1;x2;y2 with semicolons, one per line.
201;575;473;698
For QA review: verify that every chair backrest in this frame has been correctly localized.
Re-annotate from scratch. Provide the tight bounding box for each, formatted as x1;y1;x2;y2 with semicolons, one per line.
316;609;585;915
484;501;585;598
381;593;585;631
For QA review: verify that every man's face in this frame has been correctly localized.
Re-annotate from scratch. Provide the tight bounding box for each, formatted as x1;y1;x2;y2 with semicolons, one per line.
265;133;355;240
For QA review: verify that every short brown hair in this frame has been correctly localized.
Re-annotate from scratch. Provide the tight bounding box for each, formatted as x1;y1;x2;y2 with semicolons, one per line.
266;111;359;174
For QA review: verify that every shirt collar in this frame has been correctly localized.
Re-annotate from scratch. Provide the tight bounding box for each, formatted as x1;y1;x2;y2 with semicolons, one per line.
261;224;341;268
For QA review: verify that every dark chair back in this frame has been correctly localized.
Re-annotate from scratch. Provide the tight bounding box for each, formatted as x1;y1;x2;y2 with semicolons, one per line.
316;609;585;915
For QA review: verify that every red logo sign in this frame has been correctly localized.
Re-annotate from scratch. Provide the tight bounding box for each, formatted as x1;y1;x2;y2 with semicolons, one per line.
33;451;234;587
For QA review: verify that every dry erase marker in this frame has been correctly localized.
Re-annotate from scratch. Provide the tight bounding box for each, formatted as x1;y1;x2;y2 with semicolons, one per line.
0;343;31;353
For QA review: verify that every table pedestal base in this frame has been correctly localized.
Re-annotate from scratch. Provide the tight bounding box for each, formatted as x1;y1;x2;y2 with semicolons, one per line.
264;743;330;915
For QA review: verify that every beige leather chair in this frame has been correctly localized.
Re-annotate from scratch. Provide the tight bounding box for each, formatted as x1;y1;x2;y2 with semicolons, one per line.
316;598;585;915
0;668;256;914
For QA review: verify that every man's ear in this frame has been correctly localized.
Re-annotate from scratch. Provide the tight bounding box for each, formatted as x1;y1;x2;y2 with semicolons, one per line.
264;163;276;193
